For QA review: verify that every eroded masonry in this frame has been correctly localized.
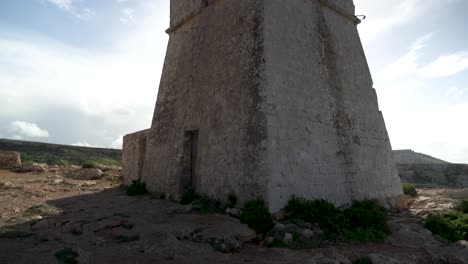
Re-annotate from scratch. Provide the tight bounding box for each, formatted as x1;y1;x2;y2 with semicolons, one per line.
123;0;403;212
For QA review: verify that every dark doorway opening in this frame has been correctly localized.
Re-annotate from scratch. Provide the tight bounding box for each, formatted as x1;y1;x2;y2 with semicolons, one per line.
183;130;199;191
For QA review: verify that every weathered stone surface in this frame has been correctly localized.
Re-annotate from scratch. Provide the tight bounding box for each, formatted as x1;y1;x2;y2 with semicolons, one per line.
123;0;403;211
15;163;47;173
398;163;468;188
66;168;103;180
122;129;149;185
0;151;21;169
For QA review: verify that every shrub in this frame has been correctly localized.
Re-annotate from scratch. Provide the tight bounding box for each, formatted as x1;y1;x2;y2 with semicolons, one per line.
116;234;140;243
353;257;373;264
82;161;98;169
456;199;468;213
54;248;79;264
193;196;224;214
402;183;418;197
228;193;238;208
239;199;274;234
424;210;468;242
180;188;199;205
126;180;148;196
284;197;389;242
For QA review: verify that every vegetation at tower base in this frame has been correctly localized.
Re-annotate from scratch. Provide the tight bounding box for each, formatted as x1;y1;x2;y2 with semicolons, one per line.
126;180;148;196
239;199;275;234
284;197;388;243
54;248;79;264
180;188;199;205
402;183;418;197
352;257;373;264
179;189;224;214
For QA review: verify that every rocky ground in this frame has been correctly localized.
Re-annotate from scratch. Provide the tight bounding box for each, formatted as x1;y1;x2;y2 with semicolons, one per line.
0;168;467;264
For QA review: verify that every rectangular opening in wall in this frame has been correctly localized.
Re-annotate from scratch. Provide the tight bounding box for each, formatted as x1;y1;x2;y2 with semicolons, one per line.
183;130;199;191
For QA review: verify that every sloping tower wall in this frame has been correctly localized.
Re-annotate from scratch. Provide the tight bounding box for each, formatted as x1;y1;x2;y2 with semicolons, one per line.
122;0;403;211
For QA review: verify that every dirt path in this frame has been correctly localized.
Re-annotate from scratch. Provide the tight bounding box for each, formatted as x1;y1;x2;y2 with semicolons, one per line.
0;170;466;264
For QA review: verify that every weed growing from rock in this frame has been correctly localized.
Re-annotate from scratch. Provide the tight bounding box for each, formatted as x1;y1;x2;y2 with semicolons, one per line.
424;210;468;241
180;188;199;205
456;199;468;214
239;199;274;234
81;161;98;169
193;196;224;214
284;197;389;242
54;248;79;264
402;183;418;197
126;180;148;196
116;234;140;243
352;257;372;264
228;194;237;208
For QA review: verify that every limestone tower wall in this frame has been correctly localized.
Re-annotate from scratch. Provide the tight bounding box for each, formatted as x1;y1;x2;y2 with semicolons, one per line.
123;0;403;211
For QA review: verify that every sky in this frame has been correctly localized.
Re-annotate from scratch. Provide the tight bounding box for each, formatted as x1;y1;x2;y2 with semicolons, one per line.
0;0;467;164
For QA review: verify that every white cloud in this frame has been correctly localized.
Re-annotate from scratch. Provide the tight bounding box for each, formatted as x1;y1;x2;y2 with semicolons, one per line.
0;1;168;147
376;34;468;81
418;52;468;78
71;142;104;148
355;0;459;45
375;33;432;81
9;121;50;138
46;0;95;20
47;0;73;11
120;8;135;25
110;136;123;149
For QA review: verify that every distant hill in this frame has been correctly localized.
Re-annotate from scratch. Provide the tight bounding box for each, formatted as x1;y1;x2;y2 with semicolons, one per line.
0;139;121;166
393;149;450;164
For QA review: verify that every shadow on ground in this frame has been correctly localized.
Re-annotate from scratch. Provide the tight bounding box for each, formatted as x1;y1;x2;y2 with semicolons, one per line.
1;187;467;264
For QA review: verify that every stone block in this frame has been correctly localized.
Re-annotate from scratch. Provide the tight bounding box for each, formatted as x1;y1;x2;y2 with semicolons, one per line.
0;151;21;169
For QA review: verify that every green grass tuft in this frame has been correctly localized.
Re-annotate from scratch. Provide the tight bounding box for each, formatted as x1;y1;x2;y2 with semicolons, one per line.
54;248;79;264
126;180;148;196
81;161;99;169
402;183;418;197
284;197;388;242
228;193;238;208
239;199;274;234
353;257;373;264
116;234;140;243
424;210;468;242
456;199;468;214
180;188;199;205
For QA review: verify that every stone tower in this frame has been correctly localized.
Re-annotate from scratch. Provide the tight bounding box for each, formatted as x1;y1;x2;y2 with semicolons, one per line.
122;0;403;212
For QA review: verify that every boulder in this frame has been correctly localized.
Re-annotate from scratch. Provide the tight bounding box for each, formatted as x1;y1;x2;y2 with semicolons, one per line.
15;163;47;173
66;168;104;180
0;151;21;169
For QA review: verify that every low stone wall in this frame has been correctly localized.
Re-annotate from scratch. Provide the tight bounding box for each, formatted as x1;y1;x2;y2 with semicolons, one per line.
397;163;468;188
122;129;149;186
0;151;21;169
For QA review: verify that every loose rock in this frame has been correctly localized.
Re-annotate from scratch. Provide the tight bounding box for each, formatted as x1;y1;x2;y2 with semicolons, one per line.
0;151;21;169
66;169;103;180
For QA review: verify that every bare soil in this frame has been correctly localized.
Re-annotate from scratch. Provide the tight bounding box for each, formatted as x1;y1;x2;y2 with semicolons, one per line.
0;169;466;264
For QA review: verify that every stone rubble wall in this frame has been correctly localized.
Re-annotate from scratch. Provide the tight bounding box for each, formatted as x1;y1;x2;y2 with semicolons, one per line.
122;129;149;186
398;163;468;188
0;151;21;169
